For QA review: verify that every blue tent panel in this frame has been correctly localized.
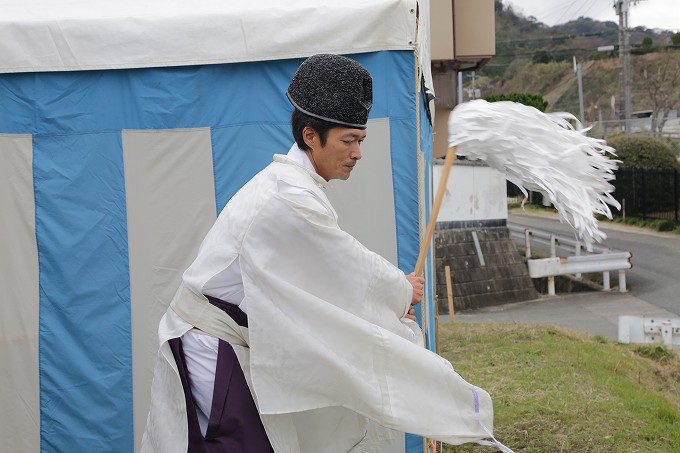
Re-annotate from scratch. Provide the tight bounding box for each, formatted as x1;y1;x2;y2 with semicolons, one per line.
0;50;433;452
34;132;133;451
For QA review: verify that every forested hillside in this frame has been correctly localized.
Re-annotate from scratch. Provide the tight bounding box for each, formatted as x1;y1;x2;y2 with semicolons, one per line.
473;0;679;125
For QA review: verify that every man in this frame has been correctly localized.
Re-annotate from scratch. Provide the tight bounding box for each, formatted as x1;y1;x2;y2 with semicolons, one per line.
142;54;496;453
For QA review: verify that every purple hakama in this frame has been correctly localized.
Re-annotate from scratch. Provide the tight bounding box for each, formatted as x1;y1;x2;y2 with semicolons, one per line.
169;296;274;453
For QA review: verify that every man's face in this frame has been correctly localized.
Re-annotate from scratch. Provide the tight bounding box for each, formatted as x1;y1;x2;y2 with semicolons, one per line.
308;127;367;181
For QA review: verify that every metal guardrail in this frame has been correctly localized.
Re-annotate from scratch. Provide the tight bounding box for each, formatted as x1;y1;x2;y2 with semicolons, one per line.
507;223;608;255
508;223;633;295
527;253;632;278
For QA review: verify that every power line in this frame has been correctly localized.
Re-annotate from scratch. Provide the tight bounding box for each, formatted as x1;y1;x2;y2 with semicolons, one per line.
590;0;618;21
576;0;602;19
497;30;610;44
555;0;584;24
530;0;581;23
515;46;611;55
486;48;611;62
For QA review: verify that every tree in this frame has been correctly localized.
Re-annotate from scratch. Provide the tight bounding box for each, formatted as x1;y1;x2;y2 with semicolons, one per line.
672;33;680;46
532;50;554;64
607;135;678;169
641;36;653;53
634;51;680;137
485;92;548;112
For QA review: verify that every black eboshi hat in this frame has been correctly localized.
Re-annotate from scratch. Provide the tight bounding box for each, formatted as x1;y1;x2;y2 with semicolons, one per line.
286;54;373;129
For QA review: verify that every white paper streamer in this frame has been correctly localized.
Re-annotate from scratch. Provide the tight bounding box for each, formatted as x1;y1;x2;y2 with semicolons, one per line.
448;100;620;244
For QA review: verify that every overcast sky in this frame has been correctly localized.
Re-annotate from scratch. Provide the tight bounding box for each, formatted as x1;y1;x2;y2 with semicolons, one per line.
506;0;679;32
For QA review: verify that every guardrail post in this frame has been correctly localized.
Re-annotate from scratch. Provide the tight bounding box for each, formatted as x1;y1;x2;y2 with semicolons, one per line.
550;234;557;258
618;270;627;293
603;271;610;291
524;229;531;259
548;276;555;296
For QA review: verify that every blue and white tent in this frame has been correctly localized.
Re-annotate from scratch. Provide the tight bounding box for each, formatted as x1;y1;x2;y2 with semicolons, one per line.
0;1;437;451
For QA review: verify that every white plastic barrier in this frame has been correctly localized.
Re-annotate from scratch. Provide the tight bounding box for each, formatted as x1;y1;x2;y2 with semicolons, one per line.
619;316;680;347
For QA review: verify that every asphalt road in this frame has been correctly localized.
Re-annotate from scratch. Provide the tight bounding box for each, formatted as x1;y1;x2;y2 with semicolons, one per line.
509;212;680;316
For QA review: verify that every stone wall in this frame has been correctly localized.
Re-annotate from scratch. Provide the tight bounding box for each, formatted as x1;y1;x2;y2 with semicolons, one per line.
435;225;537;312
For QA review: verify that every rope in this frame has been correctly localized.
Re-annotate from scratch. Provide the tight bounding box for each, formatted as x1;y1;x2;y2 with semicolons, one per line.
413;2;427;352
472;388;516;453
413;12;431;453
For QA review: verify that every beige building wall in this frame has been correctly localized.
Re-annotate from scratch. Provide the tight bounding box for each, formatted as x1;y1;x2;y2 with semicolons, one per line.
430;0;496;159
431;0;495;65
453;0;496;60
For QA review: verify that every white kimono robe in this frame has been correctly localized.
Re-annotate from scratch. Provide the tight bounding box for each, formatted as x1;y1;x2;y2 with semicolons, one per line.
141;154;498;452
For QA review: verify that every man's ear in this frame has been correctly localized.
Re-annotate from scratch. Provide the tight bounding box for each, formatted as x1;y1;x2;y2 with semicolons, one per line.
302;126;318;150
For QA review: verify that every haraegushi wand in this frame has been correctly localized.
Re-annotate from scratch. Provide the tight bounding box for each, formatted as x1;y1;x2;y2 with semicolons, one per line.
415;100;620;276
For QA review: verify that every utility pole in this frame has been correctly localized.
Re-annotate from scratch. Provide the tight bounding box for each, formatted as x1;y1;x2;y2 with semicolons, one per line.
471;71;476;98
574;56;585;125
457;71;463;105
614;0;643;133
614;0;632;133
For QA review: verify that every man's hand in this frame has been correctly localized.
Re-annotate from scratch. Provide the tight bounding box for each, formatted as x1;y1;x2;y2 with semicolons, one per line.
405;272;424;321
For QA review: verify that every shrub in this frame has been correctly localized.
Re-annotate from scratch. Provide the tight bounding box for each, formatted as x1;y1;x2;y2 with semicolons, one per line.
673;32;680;46
661;137;680;157
634;344;673;363
485;92;548;112
593;335;608;344
607;135;679;169
532;50;554;64
654;219;676;232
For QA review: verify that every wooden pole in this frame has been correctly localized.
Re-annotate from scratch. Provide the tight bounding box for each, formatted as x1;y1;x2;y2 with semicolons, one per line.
414;146;457;276
445;265;455;323
418;148;457;453
435;297;440;352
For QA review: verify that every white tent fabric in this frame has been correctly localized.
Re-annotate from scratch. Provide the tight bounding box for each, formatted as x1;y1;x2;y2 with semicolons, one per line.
0;135;40;452
2;1;418;73
0;0;434;117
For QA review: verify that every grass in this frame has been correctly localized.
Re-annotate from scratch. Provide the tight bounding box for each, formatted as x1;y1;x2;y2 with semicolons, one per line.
512;201;680;235
436;323;680;452
608;216;680;234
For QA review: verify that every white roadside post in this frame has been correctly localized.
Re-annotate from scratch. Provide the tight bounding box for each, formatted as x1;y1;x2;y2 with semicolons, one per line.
548;234;557;296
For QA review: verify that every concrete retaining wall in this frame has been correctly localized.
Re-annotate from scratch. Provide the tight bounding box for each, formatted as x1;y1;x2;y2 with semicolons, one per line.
435;225;538;311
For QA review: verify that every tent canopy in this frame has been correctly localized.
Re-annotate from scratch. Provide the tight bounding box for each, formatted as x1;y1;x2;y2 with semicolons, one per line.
1;0;428;80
